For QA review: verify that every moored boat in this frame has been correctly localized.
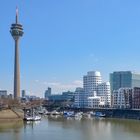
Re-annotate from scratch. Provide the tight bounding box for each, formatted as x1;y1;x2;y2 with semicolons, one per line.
95;112;106;117
24;115;41;121
51;110;61;115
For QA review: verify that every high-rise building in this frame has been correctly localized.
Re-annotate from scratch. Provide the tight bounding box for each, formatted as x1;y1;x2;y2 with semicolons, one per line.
83;71;102;94
74;71;111;108
10;8;24;99
110;71;140;93
83;71;102;106
44;87;51;99
22;90;26;98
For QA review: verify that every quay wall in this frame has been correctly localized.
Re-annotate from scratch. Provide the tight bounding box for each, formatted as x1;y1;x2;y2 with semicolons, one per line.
64;108;140;120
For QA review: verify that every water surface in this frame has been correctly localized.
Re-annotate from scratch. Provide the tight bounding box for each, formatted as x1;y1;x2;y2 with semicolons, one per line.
0;116;140;140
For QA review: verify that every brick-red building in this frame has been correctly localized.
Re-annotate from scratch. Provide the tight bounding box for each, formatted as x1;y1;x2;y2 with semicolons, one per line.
132;87;140;109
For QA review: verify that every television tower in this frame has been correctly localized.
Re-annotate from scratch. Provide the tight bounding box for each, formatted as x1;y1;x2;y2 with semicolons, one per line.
10;8;24;99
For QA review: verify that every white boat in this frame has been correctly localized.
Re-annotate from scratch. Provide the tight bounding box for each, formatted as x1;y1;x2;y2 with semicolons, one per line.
33;116;41;121
74;112;83;119
24;115;41;121
83;113;91;118
45;111;51;115
51;110;61;115
90;111;96;117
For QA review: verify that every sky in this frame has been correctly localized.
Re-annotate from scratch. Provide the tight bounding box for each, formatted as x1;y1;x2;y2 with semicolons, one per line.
1;0;140;97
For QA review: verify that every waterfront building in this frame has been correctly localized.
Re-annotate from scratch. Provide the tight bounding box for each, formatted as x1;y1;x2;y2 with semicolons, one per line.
29;96;40;101
74;71;111;108
47;95;63;101
110;71;140;93
74;88;85;108
97;82;111;107
87;95;101;108
132;87;140;109
10;8;24;99
112;88;132;109
44;87;51;99
45;90;75;102
0;90;7;98
83;71;102;106
83;71;102;94
112;90;118;108
62;91;75;101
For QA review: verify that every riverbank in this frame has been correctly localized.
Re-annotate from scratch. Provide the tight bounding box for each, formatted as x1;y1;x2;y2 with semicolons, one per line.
0;109;23;121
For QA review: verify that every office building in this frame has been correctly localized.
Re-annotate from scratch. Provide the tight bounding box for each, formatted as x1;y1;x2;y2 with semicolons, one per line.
110;71;140;93
62;91;75;101
22;90;26;98
44;87;51;99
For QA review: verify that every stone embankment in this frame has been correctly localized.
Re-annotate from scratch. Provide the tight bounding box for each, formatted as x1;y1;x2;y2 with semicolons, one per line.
0;109;24;121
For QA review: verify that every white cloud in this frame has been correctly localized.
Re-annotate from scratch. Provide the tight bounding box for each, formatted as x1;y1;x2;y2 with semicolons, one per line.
72;80;83;86
43;80;83;93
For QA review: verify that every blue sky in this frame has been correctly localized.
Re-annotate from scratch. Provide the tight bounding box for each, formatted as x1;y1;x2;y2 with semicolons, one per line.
1;0;140;97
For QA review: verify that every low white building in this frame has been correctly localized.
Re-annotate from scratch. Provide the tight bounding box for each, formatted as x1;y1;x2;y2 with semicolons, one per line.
97;82;111;107
87;93;101;108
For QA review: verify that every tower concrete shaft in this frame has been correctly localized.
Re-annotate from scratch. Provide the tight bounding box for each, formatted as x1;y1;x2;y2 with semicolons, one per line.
10;8;24;99
14;40;20;98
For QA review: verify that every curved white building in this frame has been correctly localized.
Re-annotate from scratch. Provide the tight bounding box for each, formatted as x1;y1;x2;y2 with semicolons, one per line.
74;71;111;108
83;71;102;107
83;71;102;94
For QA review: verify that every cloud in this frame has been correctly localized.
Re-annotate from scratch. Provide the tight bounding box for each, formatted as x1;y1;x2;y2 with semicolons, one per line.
43;80;83;93
72;80;83;86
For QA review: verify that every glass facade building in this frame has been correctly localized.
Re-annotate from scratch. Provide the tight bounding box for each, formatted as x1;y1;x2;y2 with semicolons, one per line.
110;71;140;93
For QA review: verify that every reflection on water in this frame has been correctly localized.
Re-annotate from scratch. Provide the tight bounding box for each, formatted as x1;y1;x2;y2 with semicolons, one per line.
0;120;23;132
46;116;140;140
0;117;140;140
0;120;23;140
